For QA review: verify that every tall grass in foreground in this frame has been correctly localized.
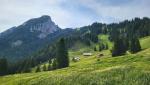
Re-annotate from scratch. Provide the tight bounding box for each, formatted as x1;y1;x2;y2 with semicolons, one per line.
16;66;150;85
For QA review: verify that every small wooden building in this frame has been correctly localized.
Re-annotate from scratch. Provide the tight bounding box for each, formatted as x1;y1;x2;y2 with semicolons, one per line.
72;57;80;62
83;53;92;56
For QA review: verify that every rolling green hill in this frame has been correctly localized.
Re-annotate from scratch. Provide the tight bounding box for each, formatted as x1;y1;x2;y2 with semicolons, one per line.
0;36;150;85
140;36;150;49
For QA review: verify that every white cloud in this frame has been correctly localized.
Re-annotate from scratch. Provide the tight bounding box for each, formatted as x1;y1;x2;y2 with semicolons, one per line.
77;0;150;22
0;0;150;32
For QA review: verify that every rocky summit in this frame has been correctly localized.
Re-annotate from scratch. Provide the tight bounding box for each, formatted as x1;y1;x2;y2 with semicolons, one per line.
0;15;62;60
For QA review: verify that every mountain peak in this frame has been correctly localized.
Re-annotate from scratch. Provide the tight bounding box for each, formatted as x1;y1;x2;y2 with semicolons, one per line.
0;15;63;59
1;15;61;39
21;15;61;38
40;15;51;20
23;15;52;26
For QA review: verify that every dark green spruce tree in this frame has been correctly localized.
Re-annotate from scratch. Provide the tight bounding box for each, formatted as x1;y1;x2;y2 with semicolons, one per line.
0;58;8;76
52;59;57;70
112;37;127;57
43;64;47;71
129;36;141;53
35;65;41;72
56;38;69;69
94;46;97;51
48;63;52;71
99;44;102;51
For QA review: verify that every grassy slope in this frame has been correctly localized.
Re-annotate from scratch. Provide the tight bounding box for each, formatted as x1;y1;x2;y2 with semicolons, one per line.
0;35;150;85
140;36;150;49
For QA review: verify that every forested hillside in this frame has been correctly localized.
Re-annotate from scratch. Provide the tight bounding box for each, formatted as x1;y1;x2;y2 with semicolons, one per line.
0;17;150;75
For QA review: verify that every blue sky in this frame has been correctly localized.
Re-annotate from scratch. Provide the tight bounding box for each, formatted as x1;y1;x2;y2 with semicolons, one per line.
0;0;150;32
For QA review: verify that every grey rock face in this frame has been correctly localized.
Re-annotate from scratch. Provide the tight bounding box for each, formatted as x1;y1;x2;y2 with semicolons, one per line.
30;18;60;38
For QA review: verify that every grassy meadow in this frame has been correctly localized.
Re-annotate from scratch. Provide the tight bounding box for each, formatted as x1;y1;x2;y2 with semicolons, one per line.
0;35;150;85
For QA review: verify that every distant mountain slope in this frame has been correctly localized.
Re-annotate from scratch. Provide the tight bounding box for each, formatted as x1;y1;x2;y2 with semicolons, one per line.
0;15;74;60
0;15;60;38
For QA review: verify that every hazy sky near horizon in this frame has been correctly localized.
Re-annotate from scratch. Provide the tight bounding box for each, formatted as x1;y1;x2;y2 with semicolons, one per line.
0;0;150;32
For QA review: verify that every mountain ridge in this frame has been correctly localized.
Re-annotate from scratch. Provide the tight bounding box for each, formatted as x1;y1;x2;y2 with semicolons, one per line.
0;15;64;60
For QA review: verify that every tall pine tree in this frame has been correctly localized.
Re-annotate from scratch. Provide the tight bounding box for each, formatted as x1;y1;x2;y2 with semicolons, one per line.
0;58;8;76
35;65;41;72
112;37;127;57
43;64;47;71
56;38;69;69
52;58;57;70
129;36;141;53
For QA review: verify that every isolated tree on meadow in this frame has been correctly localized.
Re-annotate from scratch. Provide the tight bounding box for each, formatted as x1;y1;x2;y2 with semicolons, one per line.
99;44;103;51
43;64;47;71
112;37;127;57
35;65;41;72
94;46;97;51
98;42;108;51
105;43;109;50
49;59;52;64
48;63;51;71
56;38;69;69
52;58;57;70
129;36;141;53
